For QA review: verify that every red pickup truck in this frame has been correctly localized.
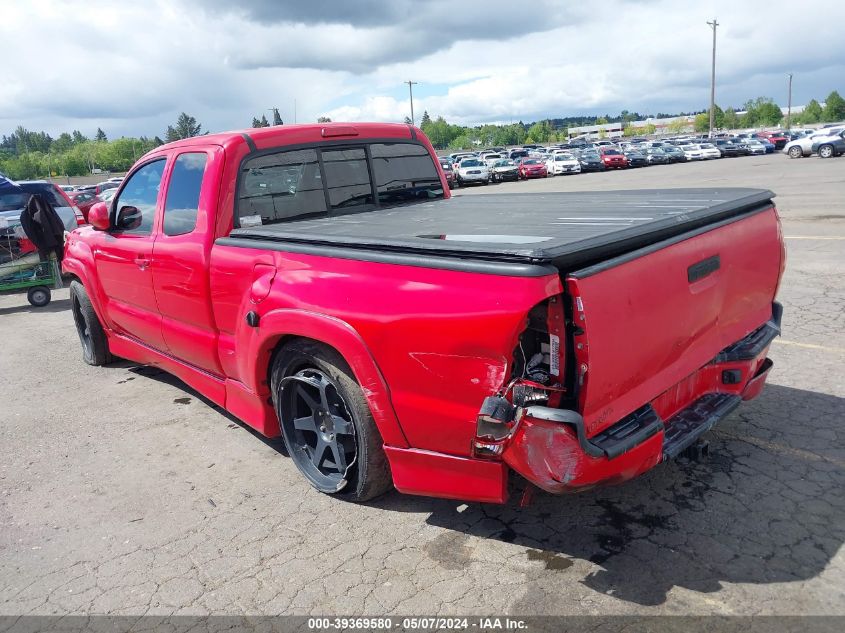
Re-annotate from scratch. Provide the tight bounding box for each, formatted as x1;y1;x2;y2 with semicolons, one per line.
63;123;785;504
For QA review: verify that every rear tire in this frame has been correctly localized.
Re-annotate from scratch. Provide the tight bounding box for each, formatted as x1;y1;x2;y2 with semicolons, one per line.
27;286;51;307
818;144;834;158
271;340;392;502
788;146;802;159
70;280;113;366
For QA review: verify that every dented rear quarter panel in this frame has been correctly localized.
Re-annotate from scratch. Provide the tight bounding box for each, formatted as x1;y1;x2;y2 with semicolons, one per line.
210;244;562;457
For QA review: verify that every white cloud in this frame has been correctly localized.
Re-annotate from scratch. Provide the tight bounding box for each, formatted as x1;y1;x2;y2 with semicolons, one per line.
0;0;842;138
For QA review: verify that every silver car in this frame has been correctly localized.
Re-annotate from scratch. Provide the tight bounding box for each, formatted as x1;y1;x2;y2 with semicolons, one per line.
783;127;845;158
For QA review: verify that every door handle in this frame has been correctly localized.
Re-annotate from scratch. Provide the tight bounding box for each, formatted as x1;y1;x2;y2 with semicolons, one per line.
135;255;151;271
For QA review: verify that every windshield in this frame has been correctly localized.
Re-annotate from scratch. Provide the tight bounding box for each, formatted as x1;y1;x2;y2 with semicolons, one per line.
602;149;622;155
555;154;575;161
461;159;481;167
522;159;542;165
495;160;516;167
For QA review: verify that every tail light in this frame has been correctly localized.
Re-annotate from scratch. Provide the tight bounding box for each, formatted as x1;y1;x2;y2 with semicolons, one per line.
73;206;85;226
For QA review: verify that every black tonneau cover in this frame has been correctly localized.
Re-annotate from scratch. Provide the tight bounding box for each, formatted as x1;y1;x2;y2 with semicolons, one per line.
228;188;774;271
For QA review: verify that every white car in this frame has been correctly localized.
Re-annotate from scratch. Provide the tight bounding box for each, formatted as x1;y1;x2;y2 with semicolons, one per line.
481;153;503;166
545;153;581;175
683;146;704;161
697;143;722;159
454;158;490;186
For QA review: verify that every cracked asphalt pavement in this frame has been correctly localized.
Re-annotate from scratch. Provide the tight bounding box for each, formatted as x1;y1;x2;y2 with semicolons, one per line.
0;154;843;616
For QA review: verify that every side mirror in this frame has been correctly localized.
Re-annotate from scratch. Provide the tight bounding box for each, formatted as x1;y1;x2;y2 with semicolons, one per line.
88;202;110;231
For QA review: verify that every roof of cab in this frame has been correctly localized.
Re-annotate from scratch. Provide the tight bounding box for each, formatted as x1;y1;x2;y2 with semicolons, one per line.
140;122;420;160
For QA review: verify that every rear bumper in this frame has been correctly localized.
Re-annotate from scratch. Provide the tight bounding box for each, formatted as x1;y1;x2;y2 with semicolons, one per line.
499;303;781;494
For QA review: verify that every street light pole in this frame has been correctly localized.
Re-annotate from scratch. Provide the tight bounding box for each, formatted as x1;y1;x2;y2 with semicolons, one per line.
707;18;719;138
786;73;793;131
404;80;418;126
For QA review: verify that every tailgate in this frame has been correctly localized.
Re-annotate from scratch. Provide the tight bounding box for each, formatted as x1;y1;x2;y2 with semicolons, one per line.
566;207;783;437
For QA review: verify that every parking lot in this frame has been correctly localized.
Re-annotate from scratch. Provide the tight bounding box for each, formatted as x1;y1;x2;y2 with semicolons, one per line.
0;153;843;617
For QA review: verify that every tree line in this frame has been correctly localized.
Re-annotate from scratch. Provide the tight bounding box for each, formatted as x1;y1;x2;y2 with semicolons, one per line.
3;90;843;179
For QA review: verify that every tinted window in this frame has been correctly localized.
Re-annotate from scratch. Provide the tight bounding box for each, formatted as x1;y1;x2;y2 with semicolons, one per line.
17;183;66;208
371;143;442;204
236;142;443;227
112;159;165;235
321;148;373;209
239;149;326;225
163;153;207;236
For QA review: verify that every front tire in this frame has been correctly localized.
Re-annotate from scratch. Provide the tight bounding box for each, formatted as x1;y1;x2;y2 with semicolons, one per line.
271;340;392;502
70;280;113;366
788;146;802;158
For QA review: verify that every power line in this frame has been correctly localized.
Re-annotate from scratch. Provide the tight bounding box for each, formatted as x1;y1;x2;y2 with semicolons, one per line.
707;18;718;138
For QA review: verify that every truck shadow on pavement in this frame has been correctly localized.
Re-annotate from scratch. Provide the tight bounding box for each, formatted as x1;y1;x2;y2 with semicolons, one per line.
375;383;845;607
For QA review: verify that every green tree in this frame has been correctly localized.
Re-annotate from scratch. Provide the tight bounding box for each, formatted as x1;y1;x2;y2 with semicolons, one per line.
271;108;283;125
595;116;609;125
166;112;202;141
420;111;431;126
693;113;710;133
95;128;107;142
822;91;845;122
722;108;740;130
251;115;270;127
403;116;413;125
799;99;823;124
317;116;332;123
52;132;74;153
448;133;472;150
72;130;87;144
526;120;553;143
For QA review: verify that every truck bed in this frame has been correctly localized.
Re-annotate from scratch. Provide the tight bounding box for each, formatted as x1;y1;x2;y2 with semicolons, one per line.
228;188;774;272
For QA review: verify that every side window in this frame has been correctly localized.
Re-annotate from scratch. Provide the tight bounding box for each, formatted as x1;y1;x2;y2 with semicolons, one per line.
112;159;165;235
321;148;373;209
238;149;326;226
163;152;208;236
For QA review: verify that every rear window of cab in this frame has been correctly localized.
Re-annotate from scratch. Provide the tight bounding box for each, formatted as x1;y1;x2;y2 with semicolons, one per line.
236;141;444;227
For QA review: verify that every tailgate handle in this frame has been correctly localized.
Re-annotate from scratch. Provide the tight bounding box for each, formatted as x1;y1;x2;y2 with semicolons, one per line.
688;255;720;283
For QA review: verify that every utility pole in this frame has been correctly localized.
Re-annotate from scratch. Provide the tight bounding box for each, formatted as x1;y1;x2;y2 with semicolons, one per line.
786;73;793;131
404;80;418;127
707;18;719;138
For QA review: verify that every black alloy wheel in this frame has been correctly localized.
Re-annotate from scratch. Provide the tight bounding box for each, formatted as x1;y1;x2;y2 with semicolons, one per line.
279;368;358;493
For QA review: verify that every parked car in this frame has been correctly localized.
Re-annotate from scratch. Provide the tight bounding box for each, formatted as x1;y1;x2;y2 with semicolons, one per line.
517;158;548;179
454;158;490;186
622;148;648;168
741;139;767;155
597;147;628;169
697;143;722;160
783;128;845;158
757;131;788;150
481;153;504;166
811;131;845;158
544;153;581;175
490;159;519;182
575;149;606;172
64;122;784;504
438;158;457;188
0;180;84;231
683;146;705;161
711;139;741;157
508;149;529;161
95;181;120;195
644;147;670;164
68;191;102;221
660;145;686;162
98;188;119;205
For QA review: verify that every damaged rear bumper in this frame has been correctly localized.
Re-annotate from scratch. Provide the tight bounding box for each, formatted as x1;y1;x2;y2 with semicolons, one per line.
478;305;780;495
